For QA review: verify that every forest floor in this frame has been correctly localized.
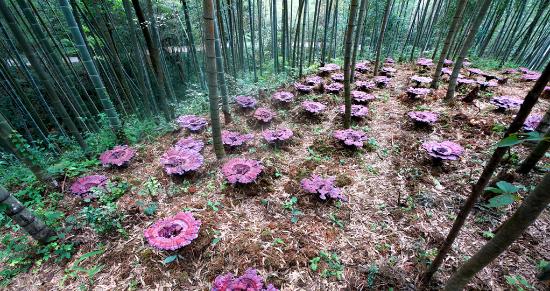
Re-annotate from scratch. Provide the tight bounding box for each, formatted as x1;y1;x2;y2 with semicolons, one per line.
5;62;550;290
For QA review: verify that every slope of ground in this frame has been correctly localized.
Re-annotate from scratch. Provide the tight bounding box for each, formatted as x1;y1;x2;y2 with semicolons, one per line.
6;62;550;290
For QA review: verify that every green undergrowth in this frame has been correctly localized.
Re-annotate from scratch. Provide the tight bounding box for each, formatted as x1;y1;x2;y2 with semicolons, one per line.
0;114;167;286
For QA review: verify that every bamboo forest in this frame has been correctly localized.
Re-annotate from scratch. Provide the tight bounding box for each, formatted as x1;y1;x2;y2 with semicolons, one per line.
1;0;550;289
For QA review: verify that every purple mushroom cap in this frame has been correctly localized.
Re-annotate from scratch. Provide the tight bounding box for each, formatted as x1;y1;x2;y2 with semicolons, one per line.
211;269;279;291
443;59;453;66
523;114;542;131
355;80;376;92
160;148;204;175
294;82;314;93
99;145;136;167
408;111;438;125
221;158;263;184
382;67;396;74
301;175;347;201
305;75;324;86
416;58;434;67
325;82;344;94
490;96;523;110
319;63;341;74
441;68;453;76
477;80;498;89
254;107;276;123
339;104;369;117
143;212;201;251
422;141;464;161
235;95;257;109
406;87;431;98
522;73;541;81
174;137;205;152
518;67;533;74
302;101;327;113
457;78;476;85
333;129;368;148
351;91;376;103
331;73;344;82
411;75;433;85
263;128;293;143
502;68;518;75
70;175;108;199
176;115;208;132
222;130;254;147
374;76;390;87
467;68;484;76
355;61;370;73
272;91;295;103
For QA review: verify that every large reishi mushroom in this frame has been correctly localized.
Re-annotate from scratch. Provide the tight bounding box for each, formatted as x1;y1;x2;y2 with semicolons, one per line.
144;212;201;250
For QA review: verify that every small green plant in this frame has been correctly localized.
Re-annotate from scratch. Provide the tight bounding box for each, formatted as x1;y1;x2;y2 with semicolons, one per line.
143;202;158;216
485;181;520;208
139;177;161;196
79;203;125;235
98;180;129;204
328;213;344;229
207;200;221;212
491;122;507;133
211;230;222;246
366;264;379;288
306;147;331;163
283;196;302;223
482;231;495;239
61;247;105;286
504;274;534;290
309;251;344;280
272;238;285;246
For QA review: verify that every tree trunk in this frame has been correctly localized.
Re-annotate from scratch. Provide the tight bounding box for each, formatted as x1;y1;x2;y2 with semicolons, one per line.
421;60;550;287
373;0;392;76
131;0;173;120
320;0;333;66
292;0;305;67
0;186;56;244
0;23;67;137
298;0;308;76
431;0;467;88
399;0;421;59
59;0;124;140
350;0;368;83
444;173;550;290
0;113;55;185
203;0;225;159
0;1;89;153
18;0;96;131
444;0;492;101
214;5;231;124
512;0;549;62
122;0;156;117
271;0;278;72
257;0;264;70
343;0;359;129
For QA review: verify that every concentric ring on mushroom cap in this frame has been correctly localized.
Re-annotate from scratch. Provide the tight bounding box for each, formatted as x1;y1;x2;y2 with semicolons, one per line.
100;145;136;167
144;212;201;250
221;158;263;184
70;175;108;198
160;148;204;175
